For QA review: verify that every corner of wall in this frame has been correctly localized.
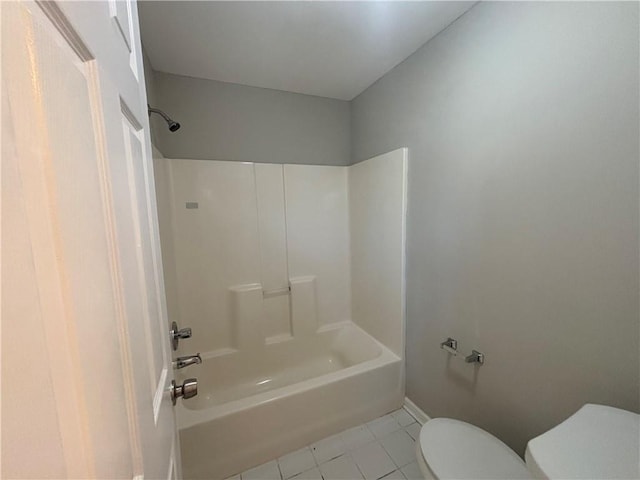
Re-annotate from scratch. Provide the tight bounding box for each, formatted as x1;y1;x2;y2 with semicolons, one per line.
141;47;167;155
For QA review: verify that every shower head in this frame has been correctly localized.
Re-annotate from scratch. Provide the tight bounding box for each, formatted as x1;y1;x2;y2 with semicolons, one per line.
148;105;181;132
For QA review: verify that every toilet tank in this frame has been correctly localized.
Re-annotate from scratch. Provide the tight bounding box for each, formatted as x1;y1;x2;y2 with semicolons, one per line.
525;404;640;479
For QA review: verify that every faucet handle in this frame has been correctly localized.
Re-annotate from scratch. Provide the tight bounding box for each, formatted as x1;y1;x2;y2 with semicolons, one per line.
170;321;192;351
175;327;192;339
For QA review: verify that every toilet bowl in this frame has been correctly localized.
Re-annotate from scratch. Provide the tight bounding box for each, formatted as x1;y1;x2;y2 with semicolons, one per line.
416;404;640;479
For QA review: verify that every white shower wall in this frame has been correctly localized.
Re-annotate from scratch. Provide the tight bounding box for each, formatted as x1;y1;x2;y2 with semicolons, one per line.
153;149;406;357
284;165;351;330
350;149;407;356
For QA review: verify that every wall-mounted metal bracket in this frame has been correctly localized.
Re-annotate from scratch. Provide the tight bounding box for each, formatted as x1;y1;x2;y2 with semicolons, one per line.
440;337;484;365
465;349;485;365
440;337;458;355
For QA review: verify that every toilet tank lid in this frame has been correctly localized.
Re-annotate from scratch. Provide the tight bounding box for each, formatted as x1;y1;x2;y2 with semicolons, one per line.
419;418;530;479
525;404;640;479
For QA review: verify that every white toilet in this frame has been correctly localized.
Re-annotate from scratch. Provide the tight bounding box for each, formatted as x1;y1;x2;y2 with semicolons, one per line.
416;404;640;479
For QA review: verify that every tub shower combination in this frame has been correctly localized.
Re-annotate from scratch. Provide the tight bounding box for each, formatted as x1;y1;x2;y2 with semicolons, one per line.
154;149;408;479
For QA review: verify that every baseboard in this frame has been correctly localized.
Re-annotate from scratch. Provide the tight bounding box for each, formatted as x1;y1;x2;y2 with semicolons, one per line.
403;397;430;424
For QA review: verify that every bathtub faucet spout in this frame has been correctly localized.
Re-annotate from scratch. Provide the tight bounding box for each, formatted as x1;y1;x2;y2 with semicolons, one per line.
174;353;202;369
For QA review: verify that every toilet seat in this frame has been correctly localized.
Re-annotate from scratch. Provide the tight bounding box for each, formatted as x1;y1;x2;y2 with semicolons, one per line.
418;418;531;479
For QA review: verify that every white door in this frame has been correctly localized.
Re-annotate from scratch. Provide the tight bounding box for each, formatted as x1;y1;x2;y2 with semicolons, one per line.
1;1;181;478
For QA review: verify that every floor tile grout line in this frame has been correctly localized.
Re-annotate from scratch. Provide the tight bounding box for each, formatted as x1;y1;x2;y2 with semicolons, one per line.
378;437;402;471
351;450;367;480
290;462;324;480
378;426;418;470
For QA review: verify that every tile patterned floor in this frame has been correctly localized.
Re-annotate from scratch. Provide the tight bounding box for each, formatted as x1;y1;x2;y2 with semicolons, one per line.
229;408;423;480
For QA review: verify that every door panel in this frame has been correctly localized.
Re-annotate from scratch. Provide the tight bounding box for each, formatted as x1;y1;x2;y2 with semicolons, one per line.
122;112;165;399
109;0;133;52
1;1;178;478
2;71;72;480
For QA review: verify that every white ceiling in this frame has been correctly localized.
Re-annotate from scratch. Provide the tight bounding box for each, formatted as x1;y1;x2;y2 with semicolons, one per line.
139;1;475;101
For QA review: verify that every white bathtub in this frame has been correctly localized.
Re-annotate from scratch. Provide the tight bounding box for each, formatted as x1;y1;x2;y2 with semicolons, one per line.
177;322;403;479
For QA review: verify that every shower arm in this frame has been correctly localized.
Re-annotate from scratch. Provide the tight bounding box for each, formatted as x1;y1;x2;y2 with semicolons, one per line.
148;105;173;123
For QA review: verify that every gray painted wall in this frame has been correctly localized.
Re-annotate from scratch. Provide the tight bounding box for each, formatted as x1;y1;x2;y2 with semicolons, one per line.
352;2;639;454
149;72;350;165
